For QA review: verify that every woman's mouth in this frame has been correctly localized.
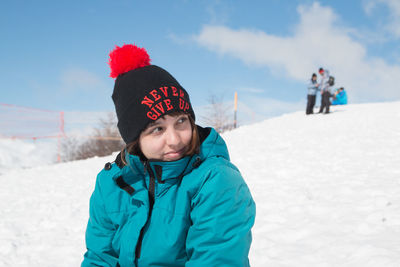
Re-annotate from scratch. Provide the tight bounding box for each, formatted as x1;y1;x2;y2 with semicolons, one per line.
164;148;186;160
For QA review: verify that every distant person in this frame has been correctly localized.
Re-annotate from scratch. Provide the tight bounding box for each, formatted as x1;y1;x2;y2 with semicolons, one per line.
332;87;348;105
318;67;333;114
306;73;319;115
82;44;255;266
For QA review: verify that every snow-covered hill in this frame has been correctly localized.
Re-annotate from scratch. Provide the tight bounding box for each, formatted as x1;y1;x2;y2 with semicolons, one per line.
1;101;400;266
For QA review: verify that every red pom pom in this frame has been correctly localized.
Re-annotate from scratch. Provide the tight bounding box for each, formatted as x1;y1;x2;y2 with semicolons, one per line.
108;44;151;78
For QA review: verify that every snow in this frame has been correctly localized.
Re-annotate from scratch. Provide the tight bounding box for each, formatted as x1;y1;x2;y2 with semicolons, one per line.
1;101;400;266
0;139;56;175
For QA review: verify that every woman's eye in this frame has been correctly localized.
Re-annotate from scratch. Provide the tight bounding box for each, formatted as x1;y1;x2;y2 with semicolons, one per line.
177;117;187;124
150;127;163;134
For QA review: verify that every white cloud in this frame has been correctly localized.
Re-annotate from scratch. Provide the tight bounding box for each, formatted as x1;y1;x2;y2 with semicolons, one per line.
364;0;400;38
193;2;400;102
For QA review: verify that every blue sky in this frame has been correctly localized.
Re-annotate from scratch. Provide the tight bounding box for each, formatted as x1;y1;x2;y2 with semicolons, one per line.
1;0;400;124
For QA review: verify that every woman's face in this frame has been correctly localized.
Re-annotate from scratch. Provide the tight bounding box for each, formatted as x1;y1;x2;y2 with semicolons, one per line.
139;114;192;161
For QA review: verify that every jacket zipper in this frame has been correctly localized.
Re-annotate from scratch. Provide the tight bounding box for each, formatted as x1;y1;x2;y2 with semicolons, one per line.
135;163;156;259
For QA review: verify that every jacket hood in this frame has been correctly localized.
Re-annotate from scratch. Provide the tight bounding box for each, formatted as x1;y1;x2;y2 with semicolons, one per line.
196;126;230;161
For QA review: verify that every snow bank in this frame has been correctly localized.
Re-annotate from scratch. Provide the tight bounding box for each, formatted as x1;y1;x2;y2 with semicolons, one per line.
0;139;56;175
1;101;400;266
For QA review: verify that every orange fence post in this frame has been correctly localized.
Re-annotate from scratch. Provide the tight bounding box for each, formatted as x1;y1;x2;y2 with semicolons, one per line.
234;92;238;128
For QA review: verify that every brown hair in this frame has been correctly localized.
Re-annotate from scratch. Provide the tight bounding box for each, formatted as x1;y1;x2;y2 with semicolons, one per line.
120;112;199;165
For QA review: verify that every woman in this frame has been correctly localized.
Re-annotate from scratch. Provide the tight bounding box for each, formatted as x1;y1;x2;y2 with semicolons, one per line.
82;44;256;267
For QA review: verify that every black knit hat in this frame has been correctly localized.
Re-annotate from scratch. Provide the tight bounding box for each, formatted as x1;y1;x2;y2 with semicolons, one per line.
108;44;195;144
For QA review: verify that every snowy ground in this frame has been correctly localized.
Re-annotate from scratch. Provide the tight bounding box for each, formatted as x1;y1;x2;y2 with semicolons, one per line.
0;139;56;175
1;101;400;266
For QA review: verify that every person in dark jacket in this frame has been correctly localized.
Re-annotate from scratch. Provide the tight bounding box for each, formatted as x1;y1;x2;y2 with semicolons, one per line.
306;73;319;115
82;44;256;267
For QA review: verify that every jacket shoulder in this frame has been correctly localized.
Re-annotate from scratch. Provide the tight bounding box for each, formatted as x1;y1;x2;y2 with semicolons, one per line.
99;152;124;176
193;156;245;193
94;157;124;195
202;156;240;177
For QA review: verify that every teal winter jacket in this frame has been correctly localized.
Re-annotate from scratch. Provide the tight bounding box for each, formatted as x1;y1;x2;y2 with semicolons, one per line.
82;127;256;267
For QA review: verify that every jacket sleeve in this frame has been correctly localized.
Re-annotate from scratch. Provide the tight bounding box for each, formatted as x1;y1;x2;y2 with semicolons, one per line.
82;175;119;267
307;81;319;94
185;163;256;267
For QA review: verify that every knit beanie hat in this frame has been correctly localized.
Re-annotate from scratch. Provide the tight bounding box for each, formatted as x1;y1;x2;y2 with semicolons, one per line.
108;44;195;144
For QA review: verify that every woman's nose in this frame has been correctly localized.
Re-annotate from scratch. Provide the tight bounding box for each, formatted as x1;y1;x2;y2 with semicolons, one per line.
165;129;180;145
